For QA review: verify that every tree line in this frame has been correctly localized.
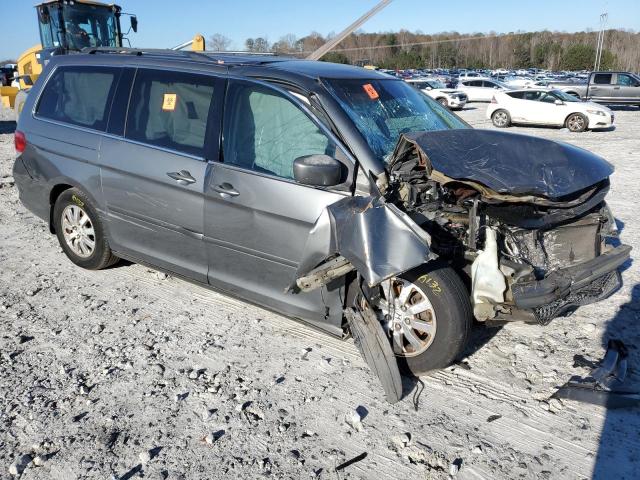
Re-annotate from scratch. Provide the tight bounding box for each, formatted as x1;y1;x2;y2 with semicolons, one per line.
209;29;639;71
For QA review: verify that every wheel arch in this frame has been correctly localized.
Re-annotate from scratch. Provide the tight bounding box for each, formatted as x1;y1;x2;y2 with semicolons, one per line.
564;111;588;129
48;181;102;234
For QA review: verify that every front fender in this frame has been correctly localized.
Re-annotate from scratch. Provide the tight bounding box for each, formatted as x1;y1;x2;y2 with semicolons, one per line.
292;195;435;290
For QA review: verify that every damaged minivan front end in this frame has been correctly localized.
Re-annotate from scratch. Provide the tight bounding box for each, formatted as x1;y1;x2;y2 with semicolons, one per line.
383;128;630;325
295;128;630;329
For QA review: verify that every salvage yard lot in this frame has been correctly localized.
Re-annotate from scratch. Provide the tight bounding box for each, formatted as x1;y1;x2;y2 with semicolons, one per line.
1;104;639;479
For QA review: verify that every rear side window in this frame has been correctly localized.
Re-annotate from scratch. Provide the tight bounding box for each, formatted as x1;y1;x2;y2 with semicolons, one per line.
506;91;525;99
593;73;612;85
36;66;119;131
126;69;217;157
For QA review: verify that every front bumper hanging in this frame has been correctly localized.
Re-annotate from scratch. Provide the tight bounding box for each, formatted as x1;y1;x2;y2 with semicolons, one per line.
511;245;631;323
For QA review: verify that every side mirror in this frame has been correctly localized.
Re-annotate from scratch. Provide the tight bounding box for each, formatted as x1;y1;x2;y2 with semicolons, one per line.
293;154;343;187
554;99;564;105
130;16;138;33
425;86;433;91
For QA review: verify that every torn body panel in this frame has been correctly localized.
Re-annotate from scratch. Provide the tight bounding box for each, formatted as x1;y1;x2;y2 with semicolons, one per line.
292;195;434;291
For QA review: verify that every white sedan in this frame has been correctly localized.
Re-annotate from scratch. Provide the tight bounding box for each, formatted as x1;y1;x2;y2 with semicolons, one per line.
405;78;468;110
456;78;511;102
486;89;614;132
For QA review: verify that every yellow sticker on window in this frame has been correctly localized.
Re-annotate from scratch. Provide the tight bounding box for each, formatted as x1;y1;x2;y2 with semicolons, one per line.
162;93;177;111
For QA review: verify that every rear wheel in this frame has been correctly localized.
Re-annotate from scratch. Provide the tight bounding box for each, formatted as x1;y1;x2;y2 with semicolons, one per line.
375;264;472;375
566;113;588;132
53;188;119;270
491;109;511;128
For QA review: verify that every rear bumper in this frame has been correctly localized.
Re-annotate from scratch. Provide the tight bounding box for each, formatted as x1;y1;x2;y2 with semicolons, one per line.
512;244;631;321
13;156;49;222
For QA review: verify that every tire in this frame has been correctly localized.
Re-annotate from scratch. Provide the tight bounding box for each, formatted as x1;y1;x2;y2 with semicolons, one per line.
437;97;449;108
377;264;472;376
346;302;403;403
565;112;588;132
491;109;511;128
53;188;118;270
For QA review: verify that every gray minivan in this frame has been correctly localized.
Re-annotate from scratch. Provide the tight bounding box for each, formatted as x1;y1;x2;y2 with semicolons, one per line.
13;50;629;388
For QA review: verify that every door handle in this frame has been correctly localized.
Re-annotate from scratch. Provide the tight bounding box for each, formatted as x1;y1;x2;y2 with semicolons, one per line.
167;170;196;185
613;86;620;90
212;182;240;197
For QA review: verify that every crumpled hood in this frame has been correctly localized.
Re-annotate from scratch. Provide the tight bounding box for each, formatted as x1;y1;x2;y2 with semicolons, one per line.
389;129;614;200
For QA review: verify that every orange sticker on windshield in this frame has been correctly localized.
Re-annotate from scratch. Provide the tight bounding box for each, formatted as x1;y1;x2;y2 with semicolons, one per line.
162;93;177;111
363;83;379;100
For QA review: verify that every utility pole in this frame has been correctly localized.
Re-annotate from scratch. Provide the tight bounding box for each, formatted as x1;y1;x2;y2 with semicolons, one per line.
594;12;608;71
306;0;393;61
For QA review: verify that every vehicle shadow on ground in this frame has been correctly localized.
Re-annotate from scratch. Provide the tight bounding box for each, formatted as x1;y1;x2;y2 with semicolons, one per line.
593;282;640;479
402;322;502;406
0;121;16;134
608;105;640;112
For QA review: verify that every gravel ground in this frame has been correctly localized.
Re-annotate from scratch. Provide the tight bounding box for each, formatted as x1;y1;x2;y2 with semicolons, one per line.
1;103;639;480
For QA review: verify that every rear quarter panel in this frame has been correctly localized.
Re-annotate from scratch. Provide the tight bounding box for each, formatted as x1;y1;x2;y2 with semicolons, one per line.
16;67;105;226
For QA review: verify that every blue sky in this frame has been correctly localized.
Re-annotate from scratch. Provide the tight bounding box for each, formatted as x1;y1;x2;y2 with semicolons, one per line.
1;0;638;59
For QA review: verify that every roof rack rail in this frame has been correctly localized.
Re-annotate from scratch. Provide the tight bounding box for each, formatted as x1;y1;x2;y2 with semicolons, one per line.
81;47;288;66
83;46;218;62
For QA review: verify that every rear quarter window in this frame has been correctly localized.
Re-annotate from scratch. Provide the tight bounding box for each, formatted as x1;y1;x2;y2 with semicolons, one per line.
592;73;613;85
36;65;119;131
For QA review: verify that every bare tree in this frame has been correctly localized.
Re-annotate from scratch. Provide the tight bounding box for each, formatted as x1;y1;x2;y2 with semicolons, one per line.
208;33;232;52
245;37;270;53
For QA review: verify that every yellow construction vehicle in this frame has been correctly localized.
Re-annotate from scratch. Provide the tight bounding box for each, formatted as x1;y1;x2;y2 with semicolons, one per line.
1;0;205;114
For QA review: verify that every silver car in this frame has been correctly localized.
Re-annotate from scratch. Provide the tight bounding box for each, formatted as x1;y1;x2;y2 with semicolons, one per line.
13;50;630;396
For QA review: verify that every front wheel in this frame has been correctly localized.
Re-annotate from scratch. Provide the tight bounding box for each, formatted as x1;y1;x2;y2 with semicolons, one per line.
566;113;588;132
437;97;449;109
491;109;511;128
376;265;472;375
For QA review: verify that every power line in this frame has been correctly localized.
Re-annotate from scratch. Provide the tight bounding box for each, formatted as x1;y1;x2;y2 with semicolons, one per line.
299;33;516;55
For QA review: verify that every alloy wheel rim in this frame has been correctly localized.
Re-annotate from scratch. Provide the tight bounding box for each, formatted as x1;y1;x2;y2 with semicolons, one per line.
494;112;507;126
378;278;438;357
568;115;585;131
61;205;95;258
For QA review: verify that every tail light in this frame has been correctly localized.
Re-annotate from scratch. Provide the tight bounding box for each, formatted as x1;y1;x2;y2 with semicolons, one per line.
491;96;497;104
14;130;26;153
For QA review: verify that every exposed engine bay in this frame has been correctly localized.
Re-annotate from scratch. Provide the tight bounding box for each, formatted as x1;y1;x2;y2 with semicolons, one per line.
294;128;631;327
382;129;630;324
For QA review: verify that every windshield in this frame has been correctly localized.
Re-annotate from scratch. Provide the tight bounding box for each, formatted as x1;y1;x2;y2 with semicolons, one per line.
63;4;120;49
427;79;446;89
325;78;468;163
552;89;581;102
491;80;510;89
38;4;120;50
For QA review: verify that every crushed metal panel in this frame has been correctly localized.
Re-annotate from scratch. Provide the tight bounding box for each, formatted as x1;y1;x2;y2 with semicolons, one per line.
553;340;640;408
389;129;614;200
292;195;434;289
